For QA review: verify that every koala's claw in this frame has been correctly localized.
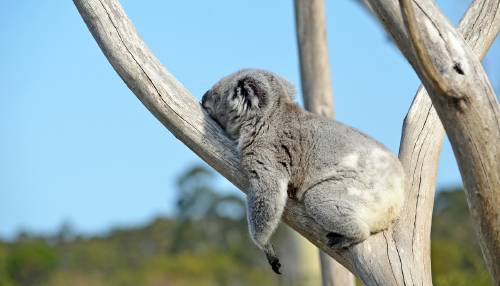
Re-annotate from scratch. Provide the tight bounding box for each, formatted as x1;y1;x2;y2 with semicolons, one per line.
271;259;282;274
266;254;282;274
326;232;353;250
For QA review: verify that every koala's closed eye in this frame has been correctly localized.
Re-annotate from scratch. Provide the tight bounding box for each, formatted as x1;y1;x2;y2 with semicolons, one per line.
232;88;240;100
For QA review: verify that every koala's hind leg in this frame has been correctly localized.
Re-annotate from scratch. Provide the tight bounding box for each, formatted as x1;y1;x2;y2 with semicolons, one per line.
303;185;370;249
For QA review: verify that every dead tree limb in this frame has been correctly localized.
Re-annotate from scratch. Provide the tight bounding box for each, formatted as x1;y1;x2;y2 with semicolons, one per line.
399;0;500;283
295;0;335;118
73;0;499;284
294;0;355;285
362;0;500;284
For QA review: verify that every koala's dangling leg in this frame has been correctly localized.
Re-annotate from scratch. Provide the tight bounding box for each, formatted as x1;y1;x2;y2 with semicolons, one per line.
303;185;370;250
246;176;288;274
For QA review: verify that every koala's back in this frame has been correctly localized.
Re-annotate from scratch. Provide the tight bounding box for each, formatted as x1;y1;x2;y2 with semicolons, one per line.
269;106;405;231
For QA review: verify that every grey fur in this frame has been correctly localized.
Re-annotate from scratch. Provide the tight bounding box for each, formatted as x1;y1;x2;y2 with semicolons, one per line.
201;69;405;274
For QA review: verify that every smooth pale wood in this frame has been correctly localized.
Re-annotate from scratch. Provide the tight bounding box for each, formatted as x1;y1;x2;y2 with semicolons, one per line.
289;234;322;285
295;0;334;118
73;0;499;284
399;0;500;283
319;253;355;286
294;1;355;285
355;0;376;15
365;0;500;284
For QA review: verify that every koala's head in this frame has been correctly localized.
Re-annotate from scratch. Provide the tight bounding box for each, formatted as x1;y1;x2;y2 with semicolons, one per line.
201;69;294;140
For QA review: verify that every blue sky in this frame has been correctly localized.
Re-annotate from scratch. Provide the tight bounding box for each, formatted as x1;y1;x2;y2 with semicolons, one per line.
0;0;498;239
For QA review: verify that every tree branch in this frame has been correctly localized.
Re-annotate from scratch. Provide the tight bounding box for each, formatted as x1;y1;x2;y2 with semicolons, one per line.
364;0;500;284
398;0;500;283
73;0;499;284
354;0;377;18
295;0;334;118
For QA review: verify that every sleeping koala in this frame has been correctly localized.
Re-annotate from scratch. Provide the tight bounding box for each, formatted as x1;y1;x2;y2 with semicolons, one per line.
201;69;405;274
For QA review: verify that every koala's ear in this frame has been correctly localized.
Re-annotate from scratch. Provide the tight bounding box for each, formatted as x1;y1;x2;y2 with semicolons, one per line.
235;77;267;108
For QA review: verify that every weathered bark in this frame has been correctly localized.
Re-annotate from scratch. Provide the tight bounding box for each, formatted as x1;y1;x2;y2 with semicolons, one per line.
399;0;500;283
363;0;500;284
294;1;355;285
73;0;499;284
295;0;334;118
355;0;376;15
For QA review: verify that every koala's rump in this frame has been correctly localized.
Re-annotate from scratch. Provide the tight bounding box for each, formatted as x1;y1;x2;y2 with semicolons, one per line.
298;120;405;232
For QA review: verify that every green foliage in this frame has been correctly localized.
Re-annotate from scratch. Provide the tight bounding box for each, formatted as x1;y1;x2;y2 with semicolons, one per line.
6;239;57;286
431;187;491;285
0;165;276;286
0;167;491;285
0;242;15;286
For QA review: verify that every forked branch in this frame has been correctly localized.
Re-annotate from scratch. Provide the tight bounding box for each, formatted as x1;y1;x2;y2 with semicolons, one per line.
73;0;500;284
398;0;500;283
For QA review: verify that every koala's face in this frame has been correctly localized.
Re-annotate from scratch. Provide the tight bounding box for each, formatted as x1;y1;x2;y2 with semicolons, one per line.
201;69;294;140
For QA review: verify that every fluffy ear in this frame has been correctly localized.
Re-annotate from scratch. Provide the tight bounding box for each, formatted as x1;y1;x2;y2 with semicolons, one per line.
235;76;267;108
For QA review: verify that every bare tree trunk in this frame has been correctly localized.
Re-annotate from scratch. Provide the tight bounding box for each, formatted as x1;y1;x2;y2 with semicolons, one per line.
399;0;500;283
294;1;355;285
294;0;335;119
73;0;499;284
319;253;355;286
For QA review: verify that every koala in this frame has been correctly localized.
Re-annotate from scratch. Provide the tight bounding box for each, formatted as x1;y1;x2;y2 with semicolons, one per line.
201;69;405;274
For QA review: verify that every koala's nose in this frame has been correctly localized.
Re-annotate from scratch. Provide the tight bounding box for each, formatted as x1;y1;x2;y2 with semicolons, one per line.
201;92;208;108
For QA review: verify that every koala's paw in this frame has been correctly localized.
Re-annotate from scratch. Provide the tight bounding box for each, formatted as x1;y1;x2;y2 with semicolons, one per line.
266;253;282;274
326;232;357;250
